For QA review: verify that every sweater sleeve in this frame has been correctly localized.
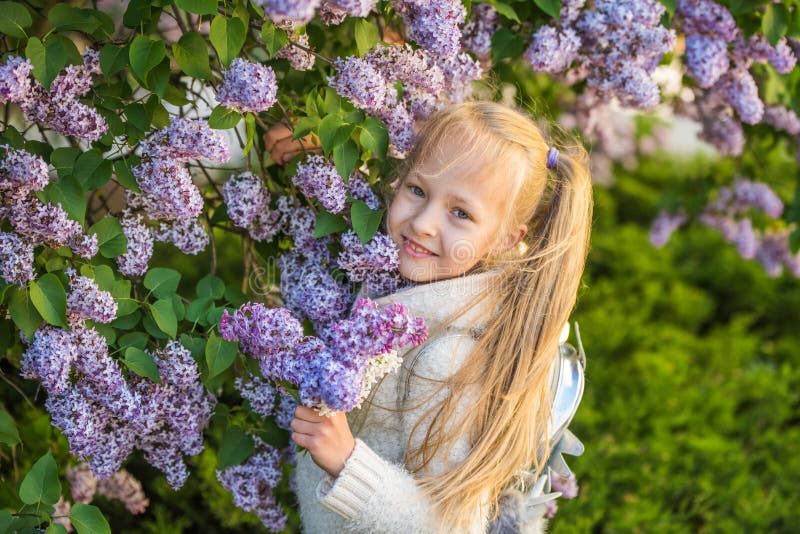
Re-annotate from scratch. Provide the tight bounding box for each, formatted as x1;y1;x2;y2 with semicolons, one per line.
316;334;490;534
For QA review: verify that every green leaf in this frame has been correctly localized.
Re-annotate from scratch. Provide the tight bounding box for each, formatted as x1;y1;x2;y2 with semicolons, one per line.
210;15;246;67
26;36;82;91
491;27;526;63
174;32;212;79
146;57;171;97
354;18;379;55
314;209;348;238
47;4;102;33
50;147;82;178
359;117;388;160
7;286;43;340
186;296;214;323
123;0;152;29
490;2;520;22
261;20;288;58
69;503;111;534
44;175;86;223
46;523;69;534
74;150;112;190
114;159;141;192
333;139;359;181
19;451;61;505
149;299;177;338
0;1;32;38
244;113;256;154
144;267;181;299
208;105;242;129
0;410;21;446
99;44;129;77
176;0;218;15
217;425;255;469
118;331;149;351
534;0;561;20
350;200;385;245
197;274;225;299
129;35;166;81
88;217;127;259
763;4;789;46
30;274;68;328
206;332;238;378
319;114;356;154
180;333;207;358
0;511;11;534
123;347;162;383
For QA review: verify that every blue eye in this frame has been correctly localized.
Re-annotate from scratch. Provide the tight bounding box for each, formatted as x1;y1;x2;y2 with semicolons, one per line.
453;209;470;220
409;185;424;197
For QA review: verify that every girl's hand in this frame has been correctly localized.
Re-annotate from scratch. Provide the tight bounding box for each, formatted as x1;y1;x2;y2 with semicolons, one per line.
263;121;321;165
291;405;356;478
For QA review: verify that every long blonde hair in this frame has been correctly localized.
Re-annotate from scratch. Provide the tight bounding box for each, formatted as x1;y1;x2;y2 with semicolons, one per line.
385;101;593;530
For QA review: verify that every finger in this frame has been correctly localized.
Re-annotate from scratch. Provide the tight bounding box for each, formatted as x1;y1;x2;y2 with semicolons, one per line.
290;417;318;434
294;405;324;421
291;432;314;449
263;123;293;151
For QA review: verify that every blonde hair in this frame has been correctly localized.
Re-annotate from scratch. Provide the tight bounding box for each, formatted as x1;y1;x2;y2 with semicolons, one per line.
381;101;593;530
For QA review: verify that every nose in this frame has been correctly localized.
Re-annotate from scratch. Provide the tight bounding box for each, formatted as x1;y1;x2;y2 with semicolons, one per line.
410;202;439;238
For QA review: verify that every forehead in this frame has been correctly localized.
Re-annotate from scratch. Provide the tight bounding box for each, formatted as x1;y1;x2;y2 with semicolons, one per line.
411;134;519;209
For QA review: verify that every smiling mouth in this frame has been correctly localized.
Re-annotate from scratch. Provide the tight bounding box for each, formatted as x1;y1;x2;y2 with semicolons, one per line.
402;236;437;256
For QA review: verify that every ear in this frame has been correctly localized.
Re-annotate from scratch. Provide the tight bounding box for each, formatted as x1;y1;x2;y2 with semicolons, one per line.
499;224;528;253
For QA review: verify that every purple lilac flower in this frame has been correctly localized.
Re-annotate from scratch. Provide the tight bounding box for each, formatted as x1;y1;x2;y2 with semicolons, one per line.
20;325;78;394
151;217;209;255
348;171;382;210
324;0;377;18
275;34;316;71
235;376;277;418
292;154;348;213
685;34;729;88
734;218;759;259
248;207;283;242
0;197;83;249
337;230;399;282
721;69;764;124
755;230;789;277
0;231;35;286
731;179;784;218
216;441;287;532
432;51;483;104
327;56;392;112
0;56;33;103
222;171;269;228
365;44;446;94
278;252;351;324
550;470;580;499
320;2;348;25
391;0;467;57
68;232;99;259
116;212;154;277
67;464;98;504
276;196;319;250
763;106;800;136
219;303;305;359
460;3;499;56
154;341;199;389
257;0;321;25
0;145;50;199
524;26;582;74
376;104;416;156
274;393;297;430
96;468;150;514
50;49;101;100
132;159;205;220
216;58;278;113
676;0;738;41
140;118;229;163
649;210;688;248
65;268;118;325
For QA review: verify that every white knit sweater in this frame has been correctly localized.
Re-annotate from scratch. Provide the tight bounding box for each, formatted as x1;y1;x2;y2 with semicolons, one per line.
293;270;550;533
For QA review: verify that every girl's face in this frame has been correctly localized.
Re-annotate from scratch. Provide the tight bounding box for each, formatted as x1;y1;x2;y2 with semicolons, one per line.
386;135;527;283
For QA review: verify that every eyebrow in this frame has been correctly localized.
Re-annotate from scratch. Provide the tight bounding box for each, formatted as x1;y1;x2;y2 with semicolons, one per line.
409;172;479;210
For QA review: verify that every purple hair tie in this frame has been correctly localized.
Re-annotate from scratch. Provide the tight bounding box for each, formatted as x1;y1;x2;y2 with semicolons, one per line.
546;146;559;170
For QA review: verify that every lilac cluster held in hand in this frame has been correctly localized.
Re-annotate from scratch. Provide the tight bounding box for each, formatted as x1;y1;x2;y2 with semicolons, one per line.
219;297;427;413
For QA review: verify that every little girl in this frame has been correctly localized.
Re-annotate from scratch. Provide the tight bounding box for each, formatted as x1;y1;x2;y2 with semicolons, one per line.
290;101;593;533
